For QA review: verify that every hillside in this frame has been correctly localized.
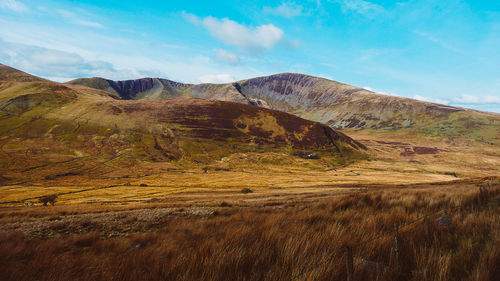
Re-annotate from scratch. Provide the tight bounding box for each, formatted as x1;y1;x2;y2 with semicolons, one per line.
2;63;499;187
0;64;365;185
69;74;500;143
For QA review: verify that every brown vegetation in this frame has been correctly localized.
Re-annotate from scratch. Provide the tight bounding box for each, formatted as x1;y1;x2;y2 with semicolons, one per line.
38;194;58;206
0;180;498;281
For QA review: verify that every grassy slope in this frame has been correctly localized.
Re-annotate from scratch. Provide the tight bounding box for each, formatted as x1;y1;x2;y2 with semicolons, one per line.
1;64;498;189
0;65;366;185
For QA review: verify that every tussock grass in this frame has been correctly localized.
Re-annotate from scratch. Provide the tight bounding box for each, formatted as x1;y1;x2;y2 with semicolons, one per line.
0;182;498;281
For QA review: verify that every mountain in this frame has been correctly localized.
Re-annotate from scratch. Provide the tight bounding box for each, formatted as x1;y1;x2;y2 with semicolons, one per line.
69;74;500;143
0;64;47;82
0;64;365;184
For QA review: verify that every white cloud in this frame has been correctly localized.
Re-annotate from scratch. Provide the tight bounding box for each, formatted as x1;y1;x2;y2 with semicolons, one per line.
413;95;449;105
334;0;385;16
198;74;235;84
361;86;396;96
214;49;240;65
263;2;303;18
75;19;104;29
183;12;285;54
0;0;27;12
0;39;156;81
0;17;264;84
182;11;200;25
484;96;500;103
454;94;500;104
57;9;104;29
454;94;479;104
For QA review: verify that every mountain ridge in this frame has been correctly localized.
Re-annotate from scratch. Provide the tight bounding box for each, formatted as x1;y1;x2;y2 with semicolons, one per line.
68;72;500;144
68;72;495;115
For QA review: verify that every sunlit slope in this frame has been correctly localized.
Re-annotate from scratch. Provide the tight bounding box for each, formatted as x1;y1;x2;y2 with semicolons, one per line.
71;73;500;143
0;64;366;184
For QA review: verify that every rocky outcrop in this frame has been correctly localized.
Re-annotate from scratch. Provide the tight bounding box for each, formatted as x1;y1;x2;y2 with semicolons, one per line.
68;77;191;100
108;78;159;99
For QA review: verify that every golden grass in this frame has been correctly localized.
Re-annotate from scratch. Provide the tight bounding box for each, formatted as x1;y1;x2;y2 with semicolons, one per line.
0;167;458;206
0;180;498;281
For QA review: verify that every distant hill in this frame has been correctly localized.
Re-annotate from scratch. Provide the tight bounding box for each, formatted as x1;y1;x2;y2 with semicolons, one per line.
0;64;365;184
69;73;500;144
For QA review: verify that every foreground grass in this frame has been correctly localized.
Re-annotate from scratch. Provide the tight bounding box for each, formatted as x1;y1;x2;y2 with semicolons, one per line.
0;180;499;281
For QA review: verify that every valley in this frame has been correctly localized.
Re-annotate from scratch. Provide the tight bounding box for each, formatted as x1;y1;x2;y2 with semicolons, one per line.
0;64;499;281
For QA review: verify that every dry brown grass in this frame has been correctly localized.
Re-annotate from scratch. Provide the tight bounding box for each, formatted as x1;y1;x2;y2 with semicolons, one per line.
0;179;498;281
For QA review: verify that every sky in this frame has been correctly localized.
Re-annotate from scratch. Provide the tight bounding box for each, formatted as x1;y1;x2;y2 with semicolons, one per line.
0;0;499;112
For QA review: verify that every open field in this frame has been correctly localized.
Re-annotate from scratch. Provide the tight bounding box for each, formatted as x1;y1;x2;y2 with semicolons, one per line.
1;126;498;206
0;167;458;206
0;178;499;281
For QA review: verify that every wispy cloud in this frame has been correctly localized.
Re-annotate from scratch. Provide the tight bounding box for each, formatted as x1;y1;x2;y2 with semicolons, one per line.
362;86;396;96
57;9;104;29
214;49;240;65
198;73;235;84
263;2;303;18
413;94;449;105
414;30;462;53
183;12;285;55
0;0;27;12
357;48;399;62
454;94;500;104
0;39;154;81
333;0;385;16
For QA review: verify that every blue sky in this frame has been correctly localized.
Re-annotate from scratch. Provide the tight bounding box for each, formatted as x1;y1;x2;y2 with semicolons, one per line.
1;0;499;112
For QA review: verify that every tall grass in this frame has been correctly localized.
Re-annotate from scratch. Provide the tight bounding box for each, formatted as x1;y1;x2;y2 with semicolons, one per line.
0;183;498;281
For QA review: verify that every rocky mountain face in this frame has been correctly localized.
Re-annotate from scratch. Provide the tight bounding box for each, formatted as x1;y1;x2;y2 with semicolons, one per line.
69;73;500;143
